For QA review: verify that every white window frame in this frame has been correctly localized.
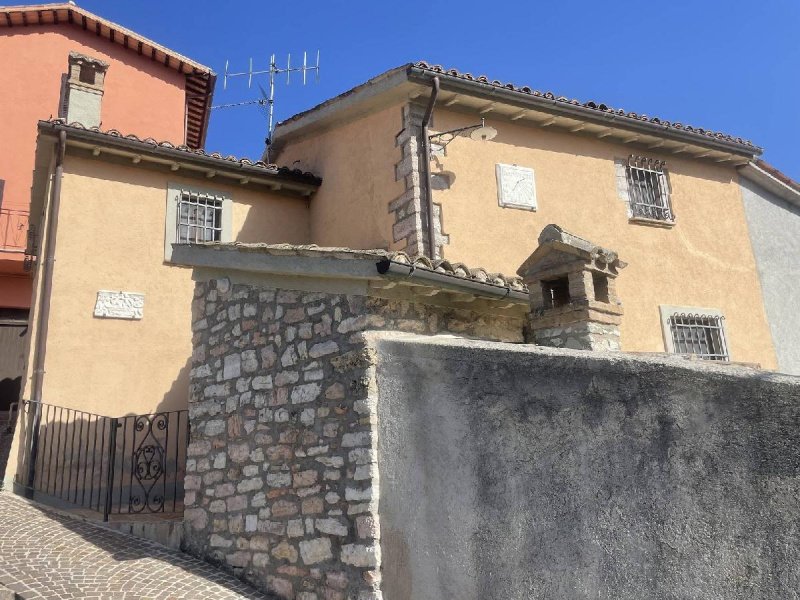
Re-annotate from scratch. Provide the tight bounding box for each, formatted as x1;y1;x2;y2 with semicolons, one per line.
164;183;232;262
659;305;730;361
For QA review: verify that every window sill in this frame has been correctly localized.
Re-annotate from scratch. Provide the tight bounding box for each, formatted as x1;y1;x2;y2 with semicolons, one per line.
629;216;675;229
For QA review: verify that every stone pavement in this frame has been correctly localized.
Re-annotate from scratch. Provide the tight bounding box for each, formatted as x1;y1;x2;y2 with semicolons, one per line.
0;491;270;599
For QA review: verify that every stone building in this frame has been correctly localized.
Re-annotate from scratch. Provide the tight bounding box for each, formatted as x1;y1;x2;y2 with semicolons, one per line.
1;4;799;599
175;241;800;600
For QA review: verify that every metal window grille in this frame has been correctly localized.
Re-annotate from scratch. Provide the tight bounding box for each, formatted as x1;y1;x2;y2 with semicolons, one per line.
669;313;729;361
627;155;672;221
176;191;222;244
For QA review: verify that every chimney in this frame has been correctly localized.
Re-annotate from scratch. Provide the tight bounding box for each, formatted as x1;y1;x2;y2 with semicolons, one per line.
517;224;626;351
61;51;109;127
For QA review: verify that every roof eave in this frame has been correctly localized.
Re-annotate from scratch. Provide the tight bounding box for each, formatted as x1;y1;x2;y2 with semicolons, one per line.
1;3;215;149
407;65;761;159
171;243;530;303
738;162;800;207
37;120;321;193
270;65;414;155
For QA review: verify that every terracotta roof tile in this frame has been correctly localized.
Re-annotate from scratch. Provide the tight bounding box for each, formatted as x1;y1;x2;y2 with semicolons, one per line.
1;3;214;148
43;119;321;185
197;242;528;293
415;61;759;151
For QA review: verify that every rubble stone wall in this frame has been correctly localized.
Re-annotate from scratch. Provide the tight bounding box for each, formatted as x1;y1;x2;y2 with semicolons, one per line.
530;320;621;351
184;276;523;599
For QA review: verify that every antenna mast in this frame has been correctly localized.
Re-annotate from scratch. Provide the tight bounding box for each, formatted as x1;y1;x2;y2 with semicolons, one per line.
218;51;320;159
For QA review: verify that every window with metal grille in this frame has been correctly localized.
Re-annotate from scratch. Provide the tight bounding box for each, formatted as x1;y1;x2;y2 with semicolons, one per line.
668;313;729;361
626;155;672;222
176;191;222;244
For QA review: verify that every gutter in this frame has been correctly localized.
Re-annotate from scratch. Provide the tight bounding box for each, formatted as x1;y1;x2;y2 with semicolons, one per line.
738;162;800;208
37;121;321;190
407;65;761;158
27;128;66;491
376;258;529;302
173;244;529;303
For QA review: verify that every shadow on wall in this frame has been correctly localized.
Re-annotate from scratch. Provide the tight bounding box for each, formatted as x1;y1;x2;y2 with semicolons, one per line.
10;393;190;519
0;379;20;484
234;192;312;247
5;357;192;515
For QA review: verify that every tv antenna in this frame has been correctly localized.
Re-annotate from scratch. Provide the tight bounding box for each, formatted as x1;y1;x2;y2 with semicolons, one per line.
215;51;320;156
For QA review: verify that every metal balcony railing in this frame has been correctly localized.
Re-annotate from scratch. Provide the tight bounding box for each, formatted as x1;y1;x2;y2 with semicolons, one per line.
15;400;189;521
0;208;29;253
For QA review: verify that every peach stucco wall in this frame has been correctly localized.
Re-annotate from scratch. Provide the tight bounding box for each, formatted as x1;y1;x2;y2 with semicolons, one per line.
26;155;309;415
429;109;776;368
274;104;405;251
0;26;188;310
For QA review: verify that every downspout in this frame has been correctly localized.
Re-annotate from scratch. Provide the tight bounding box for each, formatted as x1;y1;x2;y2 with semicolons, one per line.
26;129;66;491
420;76;439;259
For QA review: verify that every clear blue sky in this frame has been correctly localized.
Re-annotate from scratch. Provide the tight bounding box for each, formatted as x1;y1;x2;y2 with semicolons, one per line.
81;0;799;179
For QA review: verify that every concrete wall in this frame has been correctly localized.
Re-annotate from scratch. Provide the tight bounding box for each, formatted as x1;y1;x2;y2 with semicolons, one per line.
740;177;800;375
22;154;310;415
427;108;776;368
376;335;800;600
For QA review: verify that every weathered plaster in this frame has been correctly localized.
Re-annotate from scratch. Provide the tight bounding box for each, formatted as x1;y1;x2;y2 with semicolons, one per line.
740;177;800;375
375;334;800;599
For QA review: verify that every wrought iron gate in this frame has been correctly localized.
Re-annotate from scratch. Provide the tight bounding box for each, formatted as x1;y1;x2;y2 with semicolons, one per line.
16;401;188;520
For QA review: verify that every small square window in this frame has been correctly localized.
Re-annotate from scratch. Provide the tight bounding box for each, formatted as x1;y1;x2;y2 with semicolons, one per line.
164;184;231;261
660;306;729;361
626;156;673;222
176;192;222;244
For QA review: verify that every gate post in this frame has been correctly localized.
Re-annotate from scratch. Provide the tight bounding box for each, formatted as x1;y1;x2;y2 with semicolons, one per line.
103;417;119;522
25;401;42;498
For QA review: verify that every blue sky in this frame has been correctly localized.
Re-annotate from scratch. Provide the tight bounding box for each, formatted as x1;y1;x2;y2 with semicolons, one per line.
82;0;799;178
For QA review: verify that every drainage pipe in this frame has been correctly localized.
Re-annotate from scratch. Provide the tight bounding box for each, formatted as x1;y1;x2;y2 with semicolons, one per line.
27;129;66;490
420;77;439;259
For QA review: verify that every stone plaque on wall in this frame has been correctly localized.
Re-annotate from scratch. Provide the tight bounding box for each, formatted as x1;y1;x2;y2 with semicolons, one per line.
496;163;537;211
93;291;144;320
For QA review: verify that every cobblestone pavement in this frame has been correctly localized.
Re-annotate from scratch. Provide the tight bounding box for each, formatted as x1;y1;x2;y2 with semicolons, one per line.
0;491;270;599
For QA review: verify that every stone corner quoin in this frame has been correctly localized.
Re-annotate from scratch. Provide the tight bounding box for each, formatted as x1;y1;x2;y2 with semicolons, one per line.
184;276;518;599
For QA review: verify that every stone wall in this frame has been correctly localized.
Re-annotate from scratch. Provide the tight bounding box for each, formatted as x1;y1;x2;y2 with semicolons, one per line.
530;320;621;351
184;277;523;599
375;334;800;600
390;103;449;258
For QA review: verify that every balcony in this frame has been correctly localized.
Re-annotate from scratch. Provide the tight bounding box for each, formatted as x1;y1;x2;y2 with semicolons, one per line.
0;208;29;253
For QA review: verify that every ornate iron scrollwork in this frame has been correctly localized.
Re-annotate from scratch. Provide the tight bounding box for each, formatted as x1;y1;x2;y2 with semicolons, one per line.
129;413;167;513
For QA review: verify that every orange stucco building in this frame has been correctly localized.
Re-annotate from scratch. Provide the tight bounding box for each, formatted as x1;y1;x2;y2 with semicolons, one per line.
0;2;214;405
270;62;784;370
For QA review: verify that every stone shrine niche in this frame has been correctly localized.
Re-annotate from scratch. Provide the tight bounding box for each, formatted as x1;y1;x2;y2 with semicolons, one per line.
516;224;626;351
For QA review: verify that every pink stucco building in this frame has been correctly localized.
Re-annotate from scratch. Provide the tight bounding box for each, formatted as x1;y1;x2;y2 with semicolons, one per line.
0;2;214;404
